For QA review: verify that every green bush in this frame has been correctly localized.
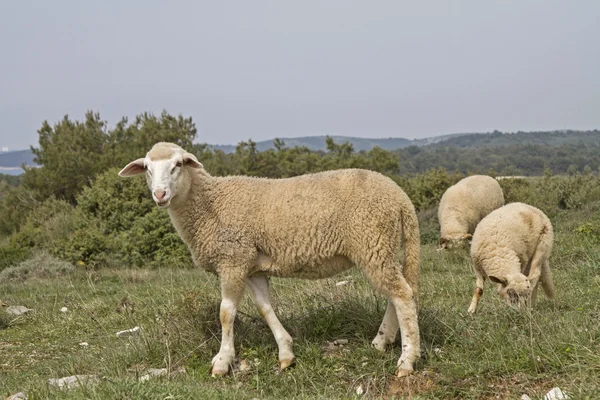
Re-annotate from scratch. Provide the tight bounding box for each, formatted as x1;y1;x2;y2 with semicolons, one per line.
71;168;190;268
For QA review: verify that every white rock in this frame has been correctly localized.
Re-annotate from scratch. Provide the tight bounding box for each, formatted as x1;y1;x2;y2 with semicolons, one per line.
521;395;532;400
116;326;140;337
139;368;168;382
6;392;28;400
6;306;31;316
60;307;68;313
544;387;570;400
79;342;89;347
333;339;348;345
335;280;351;287
48;375;99;390
356;385;364;395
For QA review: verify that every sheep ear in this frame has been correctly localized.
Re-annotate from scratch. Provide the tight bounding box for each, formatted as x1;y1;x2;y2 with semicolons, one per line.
488;276;507;286
183;152;203;169
462;233;473;240
119;158;146;177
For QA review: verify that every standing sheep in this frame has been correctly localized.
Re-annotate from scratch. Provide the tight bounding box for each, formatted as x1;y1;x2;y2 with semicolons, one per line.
119;142;421;378
467;202;555;313
438;175;504;250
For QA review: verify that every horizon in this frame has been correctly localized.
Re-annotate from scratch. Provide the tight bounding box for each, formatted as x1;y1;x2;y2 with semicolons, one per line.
0;127;598;153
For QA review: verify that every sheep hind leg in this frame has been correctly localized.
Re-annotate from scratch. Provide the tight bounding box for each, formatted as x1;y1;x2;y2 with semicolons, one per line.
245;275;295;370
372;301;399;351
210;275;245;377
363;261;420;377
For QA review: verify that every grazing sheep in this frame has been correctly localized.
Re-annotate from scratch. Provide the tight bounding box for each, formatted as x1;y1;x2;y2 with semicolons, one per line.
119;142;421;378
467;202;555;313
438;175;504;250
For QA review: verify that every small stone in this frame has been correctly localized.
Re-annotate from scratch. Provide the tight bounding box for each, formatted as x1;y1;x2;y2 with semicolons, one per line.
6;306;31;316
6;392;28;400
139;368;168;382
544;387;569;400
116;326;140;337
79;342;89;347
333;339;348;346
335;280;351;287
48;375;99;390
356;385;364;395
60;307;68;313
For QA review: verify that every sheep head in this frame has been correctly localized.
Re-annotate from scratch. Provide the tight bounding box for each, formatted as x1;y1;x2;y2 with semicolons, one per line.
489;273;532;308
439;233;472;251
118;142;203;208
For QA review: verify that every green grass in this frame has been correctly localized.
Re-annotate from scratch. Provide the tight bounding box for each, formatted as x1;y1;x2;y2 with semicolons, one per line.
1;206;600;399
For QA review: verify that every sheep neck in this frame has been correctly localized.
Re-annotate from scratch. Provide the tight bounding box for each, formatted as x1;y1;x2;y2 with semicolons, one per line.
167;170;215;249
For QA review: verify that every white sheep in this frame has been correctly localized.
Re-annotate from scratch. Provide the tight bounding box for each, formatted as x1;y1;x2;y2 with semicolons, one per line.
467;202;555;313
438;175;504;250
119;142;421;378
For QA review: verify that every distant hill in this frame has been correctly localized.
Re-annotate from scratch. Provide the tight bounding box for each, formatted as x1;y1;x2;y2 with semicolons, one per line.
2;130;599;175
427;130;600;148
0;149;35;175
209;133;469;153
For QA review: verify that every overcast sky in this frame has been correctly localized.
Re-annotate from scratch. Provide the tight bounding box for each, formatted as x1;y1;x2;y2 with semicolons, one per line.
1;1;599;150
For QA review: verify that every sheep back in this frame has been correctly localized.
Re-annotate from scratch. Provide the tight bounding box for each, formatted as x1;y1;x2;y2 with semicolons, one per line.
438;175;504;241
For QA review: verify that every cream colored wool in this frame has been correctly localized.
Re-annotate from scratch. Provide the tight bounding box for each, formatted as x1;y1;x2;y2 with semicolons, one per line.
438;175;504;249
467;202;555;313
119;142;421;378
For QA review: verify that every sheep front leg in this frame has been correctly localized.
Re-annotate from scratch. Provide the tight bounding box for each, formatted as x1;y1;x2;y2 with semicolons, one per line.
467;274;485;314
246;275;295;370
211;276;245;377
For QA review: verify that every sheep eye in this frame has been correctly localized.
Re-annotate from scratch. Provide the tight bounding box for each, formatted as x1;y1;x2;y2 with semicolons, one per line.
176;161;182;168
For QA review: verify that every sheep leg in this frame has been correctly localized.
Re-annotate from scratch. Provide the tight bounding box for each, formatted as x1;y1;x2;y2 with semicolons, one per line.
390;282;420;377
467;273;485;314
530;280;539;308
372;300;399;351
210;276;245;377
363;261;420;377
245;275;295;370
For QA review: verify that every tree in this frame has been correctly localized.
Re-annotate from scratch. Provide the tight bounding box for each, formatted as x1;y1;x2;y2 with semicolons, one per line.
21;111;108;203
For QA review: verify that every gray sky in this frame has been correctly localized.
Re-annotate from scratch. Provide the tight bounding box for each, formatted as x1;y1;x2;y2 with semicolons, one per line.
1;1;599;150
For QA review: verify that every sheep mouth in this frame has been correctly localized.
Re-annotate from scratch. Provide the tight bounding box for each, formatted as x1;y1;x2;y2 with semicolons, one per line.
156;200;171;208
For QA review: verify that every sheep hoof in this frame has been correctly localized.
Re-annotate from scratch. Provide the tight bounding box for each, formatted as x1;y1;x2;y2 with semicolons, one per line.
396;368;413;378
279;357;296;370
210;362;230;377
371;341;387;352
467;306;477;314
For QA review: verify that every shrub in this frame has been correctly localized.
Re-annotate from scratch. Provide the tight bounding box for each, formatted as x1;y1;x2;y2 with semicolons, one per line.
0;250;75;283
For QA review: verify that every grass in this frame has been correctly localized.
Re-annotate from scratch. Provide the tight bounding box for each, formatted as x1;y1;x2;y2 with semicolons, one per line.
1;206;600;399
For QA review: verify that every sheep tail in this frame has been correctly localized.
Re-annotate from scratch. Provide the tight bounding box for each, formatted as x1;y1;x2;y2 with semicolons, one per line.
400;202;421;302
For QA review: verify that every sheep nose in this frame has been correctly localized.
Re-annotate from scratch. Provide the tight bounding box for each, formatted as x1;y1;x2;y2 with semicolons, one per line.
154;190;166;200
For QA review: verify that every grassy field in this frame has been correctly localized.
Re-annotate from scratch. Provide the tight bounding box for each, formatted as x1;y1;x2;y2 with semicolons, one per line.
1;204;600;399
